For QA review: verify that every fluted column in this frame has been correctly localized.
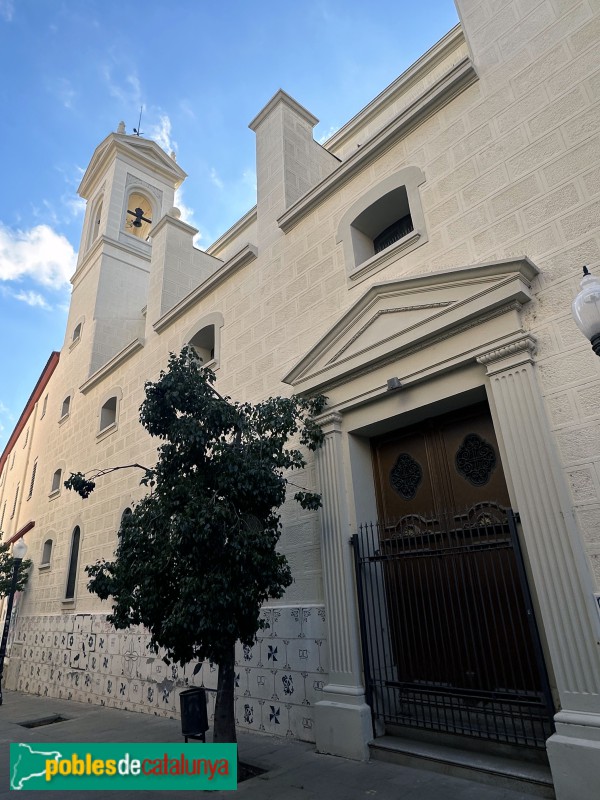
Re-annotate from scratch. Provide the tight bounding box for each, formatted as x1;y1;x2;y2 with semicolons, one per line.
479;335;600;800
313;411;372;759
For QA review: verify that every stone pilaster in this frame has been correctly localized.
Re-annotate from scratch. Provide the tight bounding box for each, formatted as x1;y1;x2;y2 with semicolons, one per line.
313;411;372;759
479;335;600;800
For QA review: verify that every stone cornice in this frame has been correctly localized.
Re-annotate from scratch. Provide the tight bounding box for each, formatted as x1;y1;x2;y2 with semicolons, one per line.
277;56;477;233
72;235;151;288
315;411;343;431
6;520;35;545
325;25;466;152
285;259;538;395
150;211;198;239
285;257;538;389
477;336;537;366
79;133;186;198
79;338;144;395
153;243;258;333
249;89;319;131
0;352;59;475
206;207;257;257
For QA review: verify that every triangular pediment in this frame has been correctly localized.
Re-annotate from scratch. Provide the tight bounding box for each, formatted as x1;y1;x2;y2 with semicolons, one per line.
284;258;538;394
79;133;187;197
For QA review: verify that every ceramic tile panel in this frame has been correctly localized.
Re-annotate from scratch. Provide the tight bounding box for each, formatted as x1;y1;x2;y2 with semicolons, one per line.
8;605;328;744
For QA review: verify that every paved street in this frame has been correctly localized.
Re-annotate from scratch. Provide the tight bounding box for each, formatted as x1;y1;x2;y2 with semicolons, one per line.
0;690;544;798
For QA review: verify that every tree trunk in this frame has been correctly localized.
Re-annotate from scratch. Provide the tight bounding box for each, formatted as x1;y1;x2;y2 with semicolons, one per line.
213;643;236;743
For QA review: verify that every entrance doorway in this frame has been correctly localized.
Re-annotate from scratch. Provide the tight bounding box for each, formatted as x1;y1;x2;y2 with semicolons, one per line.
353;404;554;747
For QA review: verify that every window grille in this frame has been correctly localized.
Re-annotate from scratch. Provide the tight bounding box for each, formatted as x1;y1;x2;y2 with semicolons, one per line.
373;214;414;254
28;460;38;500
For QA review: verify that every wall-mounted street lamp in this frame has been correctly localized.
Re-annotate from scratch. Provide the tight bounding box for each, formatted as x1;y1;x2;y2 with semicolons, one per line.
0;537;28;705
572;266;600;356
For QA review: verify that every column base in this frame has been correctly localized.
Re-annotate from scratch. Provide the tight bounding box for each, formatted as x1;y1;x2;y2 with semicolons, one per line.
547;712;600;800
314;693;373;760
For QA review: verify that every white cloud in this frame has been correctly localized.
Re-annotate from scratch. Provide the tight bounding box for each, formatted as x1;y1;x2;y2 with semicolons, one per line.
174;188;196;227
148;114;177;154
174;188;202;247
101;65;142;108
318;125;339;144
0;224;77;289
63;196;86;219
0;0;14;21
209;168;224;190
12;290;50;309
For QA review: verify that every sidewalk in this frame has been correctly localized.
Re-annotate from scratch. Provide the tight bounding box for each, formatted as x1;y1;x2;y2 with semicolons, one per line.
1;690;541;798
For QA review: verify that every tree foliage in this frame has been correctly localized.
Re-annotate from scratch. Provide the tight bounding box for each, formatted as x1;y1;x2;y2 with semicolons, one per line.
70;347;325;741
0;541;31;598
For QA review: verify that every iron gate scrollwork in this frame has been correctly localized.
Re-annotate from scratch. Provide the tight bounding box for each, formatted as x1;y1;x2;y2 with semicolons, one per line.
352;506;555;747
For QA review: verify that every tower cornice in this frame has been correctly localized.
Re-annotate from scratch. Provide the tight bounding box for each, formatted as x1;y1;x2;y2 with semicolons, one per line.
78;133;187;199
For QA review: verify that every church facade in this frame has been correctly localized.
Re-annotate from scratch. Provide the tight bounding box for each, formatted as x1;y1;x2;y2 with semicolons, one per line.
2;2;600;797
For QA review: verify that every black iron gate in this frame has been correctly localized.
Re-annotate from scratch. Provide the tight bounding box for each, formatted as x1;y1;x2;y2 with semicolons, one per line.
352;508;555;747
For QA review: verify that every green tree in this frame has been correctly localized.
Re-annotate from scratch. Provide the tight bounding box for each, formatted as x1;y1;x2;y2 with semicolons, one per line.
0;542;31;598
67;347;325;743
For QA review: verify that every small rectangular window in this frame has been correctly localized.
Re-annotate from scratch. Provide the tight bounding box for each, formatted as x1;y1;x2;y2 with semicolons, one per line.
10;484;19;519
65;526;81;599
41;394;48;419
28;459;38;500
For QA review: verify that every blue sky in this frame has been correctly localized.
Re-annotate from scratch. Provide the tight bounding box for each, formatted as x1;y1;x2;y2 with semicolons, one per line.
0;0;459;451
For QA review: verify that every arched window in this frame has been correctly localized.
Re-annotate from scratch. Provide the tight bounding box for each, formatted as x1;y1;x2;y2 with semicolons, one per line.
60;396;71;419
123;190;153;240
72;323;82;342
336;166;427;283
87;193;104;249
41;538;53;566
65;526;81;600
100;396;118;431
189;326;215;365
119;507;132;538
92;200;102;242
183;313;224;369
51;468;62;494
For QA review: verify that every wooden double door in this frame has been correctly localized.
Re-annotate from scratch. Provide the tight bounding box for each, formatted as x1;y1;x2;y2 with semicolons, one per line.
370;404;544;698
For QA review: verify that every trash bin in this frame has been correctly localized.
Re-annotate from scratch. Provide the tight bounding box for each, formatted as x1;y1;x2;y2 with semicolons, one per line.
180;687;209;742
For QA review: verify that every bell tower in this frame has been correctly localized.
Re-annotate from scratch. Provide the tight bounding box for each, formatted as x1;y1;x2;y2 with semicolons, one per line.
69;122;187;377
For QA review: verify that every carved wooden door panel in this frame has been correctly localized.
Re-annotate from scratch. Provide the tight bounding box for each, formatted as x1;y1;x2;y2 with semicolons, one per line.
372;404;510;525
370;404;541;696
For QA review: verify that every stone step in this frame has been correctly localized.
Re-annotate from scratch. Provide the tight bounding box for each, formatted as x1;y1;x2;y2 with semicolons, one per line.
370;734;555;798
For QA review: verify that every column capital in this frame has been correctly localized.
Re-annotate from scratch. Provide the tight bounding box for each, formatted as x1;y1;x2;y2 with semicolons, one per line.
477;334;537;374
316;410;343;434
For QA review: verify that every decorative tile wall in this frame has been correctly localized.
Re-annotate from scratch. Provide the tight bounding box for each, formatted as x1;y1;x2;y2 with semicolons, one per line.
9;603;328;743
